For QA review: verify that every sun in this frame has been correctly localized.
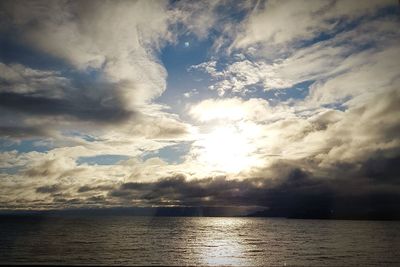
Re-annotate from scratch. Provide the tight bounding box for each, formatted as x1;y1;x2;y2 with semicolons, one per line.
194;124;260;173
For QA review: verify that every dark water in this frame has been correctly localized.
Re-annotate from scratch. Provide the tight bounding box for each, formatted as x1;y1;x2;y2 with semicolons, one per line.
1;216;400;266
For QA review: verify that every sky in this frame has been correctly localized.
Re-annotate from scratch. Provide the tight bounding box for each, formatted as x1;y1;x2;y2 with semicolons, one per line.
0;0;399;217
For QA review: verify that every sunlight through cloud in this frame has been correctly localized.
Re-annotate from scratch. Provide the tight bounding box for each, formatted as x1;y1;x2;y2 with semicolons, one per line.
193;125;261;174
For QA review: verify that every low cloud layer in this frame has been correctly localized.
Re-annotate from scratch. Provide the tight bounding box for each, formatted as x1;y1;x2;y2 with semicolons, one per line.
17;153;400;218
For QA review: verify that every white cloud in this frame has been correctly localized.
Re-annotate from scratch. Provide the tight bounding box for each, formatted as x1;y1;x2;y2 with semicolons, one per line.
306;45;400;107
189;97;271;122
189;61;219;77
183;89;198;99
216;60;292;95
194;13;400;102
2;0;174;105
175;1;221;39
233;0;395;49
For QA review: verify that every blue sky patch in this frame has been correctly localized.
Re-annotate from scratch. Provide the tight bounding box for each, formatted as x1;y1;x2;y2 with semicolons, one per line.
0;139;52;153
141;142;192;164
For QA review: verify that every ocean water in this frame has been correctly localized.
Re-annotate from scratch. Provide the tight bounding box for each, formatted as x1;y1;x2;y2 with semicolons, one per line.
0;216;399;266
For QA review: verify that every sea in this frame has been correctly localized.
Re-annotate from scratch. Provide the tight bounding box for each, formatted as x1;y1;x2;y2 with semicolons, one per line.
0;216;399;266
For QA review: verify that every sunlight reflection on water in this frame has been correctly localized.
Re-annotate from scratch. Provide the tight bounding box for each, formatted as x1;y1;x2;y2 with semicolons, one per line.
1;216;400;266
194;218;249;266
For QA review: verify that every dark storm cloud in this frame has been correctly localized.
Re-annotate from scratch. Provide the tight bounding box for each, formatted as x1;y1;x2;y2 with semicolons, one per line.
77;185;114;193
106;152;400;219
109;174;267;206
36;184;61;194
0;61;135;126
0;61;136;139
0;61;135;134
0;91;133;123
360;153;400;184
0;125;50;138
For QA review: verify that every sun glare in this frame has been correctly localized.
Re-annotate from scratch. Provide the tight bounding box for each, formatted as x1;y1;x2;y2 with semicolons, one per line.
195;124;260;173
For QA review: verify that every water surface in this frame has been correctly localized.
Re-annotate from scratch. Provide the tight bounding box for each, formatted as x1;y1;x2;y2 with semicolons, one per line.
1;216;399;265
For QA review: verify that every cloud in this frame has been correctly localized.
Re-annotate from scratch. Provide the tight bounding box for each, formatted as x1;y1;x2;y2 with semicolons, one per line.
187;85;400;178
0;0;172;103
189;97;271;122
307;45;400;107
2;97;400;215
0;126;52;139
0;91;133;123
77;185;113;193
183;89;199;99
195;12;400;97
0;0;399;216
36;184;62;194
0;0;171;113
127;112;192;140
0;1;192;141
103;156;400;218
174;1;221;39
0;63;134;126
191;60;292;96
0;63;69;95
233;0;395;49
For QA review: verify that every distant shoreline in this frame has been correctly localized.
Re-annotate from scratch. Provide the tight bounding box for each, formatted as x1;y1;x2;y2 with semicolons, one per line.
1;207;399;221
